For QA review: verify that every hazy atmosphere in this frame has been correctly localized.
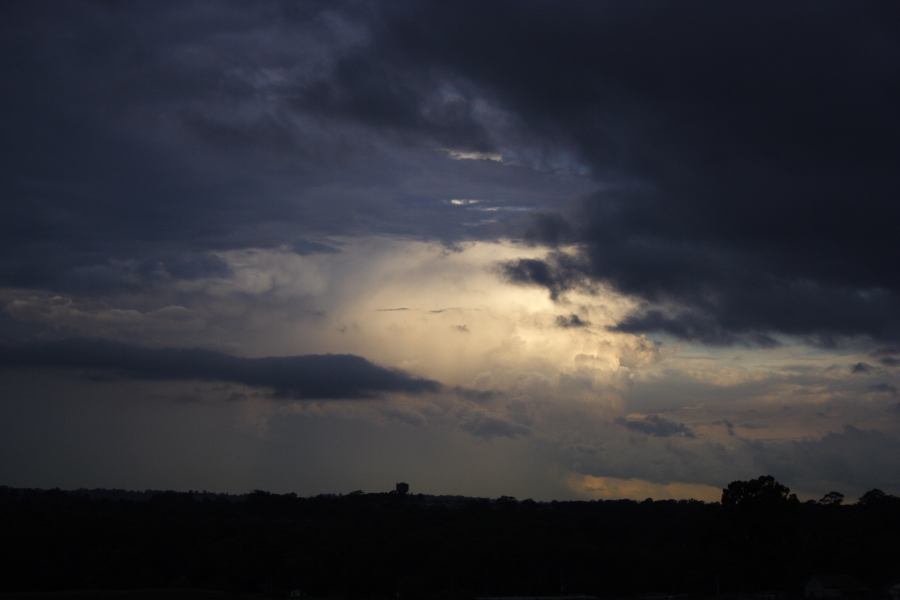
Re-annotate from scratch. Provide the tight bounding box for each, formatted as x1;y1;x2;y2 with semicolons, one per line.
3;1;900;501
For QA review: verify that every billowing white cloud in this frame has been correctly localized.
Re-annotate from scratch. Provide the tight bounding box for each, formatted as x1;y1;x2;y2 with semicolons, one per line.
3;238;900;498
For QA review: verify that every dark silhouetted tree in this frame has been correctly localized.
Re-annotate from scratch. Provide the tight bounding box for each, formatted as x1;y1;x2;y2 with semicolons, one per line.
858;488;890;506
721;475;795;507
819;491;844;506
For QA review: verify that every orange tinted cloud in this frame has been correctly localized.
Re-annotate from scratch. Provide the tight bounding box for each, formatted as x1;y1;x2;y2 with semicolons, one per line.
570;473;721;502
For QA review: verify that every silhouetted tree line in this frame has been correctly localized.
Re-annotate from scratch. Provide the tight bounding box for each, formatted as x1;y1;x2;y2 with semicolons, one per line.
0;476;898;598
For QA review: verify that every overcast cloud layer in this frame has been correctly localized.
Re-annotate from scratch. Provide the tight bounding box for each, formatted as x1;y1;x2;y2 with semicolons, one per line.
2;1;900;499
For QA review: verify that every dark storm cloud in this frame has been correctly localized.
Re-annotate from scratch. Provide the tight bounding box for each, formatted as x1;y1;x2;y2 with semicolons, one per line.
1;1;311;292
555;314;589;329
501;257;584;301
460;414;531;439
0;339;440;399
1;1;576;295
7;1;900;344
294;54;494;152
524;214;574;248
749;426;900;493
613;309;778;347
868;383;898;396
316;0;900;345
873;347;900;367
290;239;341;256
617;415;695;439
852;362;874;374
718;419;736;437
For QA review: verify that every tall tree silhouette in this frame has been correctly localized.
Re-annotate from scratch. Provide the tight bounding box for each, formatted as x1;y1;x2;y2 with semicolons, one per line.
721;475;797;508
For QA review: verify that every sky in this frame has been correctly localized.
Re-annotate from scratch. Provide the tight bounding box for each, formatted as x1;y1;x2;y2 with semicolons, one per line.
2;0;900;501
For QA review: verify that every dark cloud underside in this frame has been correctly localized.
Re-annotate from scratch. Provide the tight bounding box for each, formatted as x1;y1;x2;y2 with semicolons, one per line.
5;0;900;345
617;414;695;439
352;1;900;345
0;1;578;294
0;339;440;399
555;314;589;329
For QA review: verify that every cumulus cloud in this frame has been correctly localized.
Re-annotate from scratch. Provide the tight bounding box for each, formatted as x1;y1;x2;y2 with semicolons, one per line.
4;1;900;498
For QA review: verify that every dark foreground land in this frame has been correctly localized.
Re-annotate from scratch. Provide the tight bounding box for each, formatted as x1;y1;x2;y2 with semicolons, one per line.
1;480;899;599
